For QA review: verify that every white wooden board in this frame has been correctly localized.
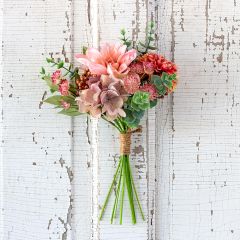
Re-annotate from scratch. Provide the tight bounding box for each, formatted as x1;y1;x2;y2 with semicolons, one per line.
1;0;240;240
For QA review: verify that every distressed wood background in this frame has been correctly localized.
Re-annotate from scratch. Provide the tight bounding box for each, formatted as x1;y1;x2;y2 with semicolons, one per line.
1;0;240;239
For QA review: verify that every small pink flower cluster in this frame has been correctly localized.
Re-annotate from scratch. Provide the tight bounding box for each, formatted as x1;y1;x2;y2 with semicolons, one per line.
51;70;69;96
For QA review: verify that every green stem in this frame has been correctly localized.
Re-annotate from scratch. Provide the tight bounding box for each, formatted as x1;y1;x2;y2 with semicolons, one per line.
99;159;122;221
120;157;125;224
111;160;123;223
127;157;145;221
124;155;136;224
52;61;75;75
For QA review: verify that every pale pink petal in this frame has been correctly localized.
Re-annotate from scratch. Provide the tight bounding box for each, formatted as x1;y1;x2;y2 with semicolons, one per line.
117;44;127;56
88;62;107;75
90;106;102;118
107;64;125;79
118;49;137;66
75;54;91;67
86;48;104;65
118;108;126;117
118;63;129;74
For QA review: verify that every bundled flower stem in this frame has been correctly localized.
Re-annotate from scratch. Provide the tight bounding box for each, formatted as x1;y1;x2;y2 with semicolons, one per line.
99;118;144;224
40;22;178;224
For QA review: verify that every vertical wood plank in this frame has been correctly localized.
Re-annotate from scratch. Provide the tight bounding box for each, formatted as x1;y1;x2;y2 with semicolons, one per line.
2;0;74;239
0;0;3;237
172;0;240;239
71;0;92;239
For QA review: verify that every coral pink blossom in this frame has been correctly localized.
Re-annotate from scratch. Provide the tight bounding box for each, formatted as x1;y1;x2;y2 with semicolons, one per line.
122;72;141;94
139;53;177;75
51;70;61;84
61;101;70;110
59;79;69;96
140;84;158;100
75;43;137;79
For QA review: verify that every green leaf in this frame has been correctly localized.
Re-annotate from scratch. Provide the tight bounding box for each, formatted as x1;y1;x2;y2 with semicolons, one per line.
44;95;63;105
42;75;58;92
44;95;75;106
132;109;145;119
139;42;147;48
150;99;157;108
46;58;54;63
157;84;167;96
40;67;45;75
58;108;82;116
57;61;64;69
148;36;154;41
147;45;157;50
151;75;167;96
82;46;87;54
138;102;150;110
151;75;161;84
163;79;173;88
120;28;126;35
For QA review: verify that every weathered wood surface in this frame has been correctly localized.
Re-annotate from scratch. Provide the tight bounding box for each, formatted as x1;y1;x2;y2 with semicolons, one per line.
1;0;240;240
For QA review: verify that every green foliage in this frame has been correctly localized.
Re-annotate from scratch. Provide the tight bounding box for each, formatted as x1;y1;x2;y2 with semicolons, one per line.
120;28;132;48
151;73;176;96
131;91;150;111
41;75;58;93
58;108;82;116
44;95;75;106
124;109;142;128
150;99;157;108
82;46;87;54
40;67;45;75
57;61;64;69
122;91;151;128
137;21;157;54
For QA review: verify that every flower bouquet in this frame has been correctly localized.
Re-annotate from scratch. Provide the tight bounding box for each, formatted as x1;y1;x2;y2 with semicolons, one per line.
40;23;178;224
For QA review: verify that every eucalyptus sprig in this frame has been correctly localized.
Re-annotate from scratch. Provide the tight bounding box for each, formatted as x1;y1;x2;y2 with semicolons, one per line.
120;29;132;48
137;21;156;54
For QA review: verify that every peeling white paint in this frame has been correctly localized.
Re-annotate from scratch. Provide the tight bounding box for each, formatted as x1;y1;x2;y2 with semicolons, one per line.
1;0;240;240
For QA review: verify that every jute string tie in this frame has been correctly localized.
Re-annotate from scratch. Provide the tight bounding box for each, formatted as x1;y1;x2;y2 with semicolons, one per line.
120;127;142;155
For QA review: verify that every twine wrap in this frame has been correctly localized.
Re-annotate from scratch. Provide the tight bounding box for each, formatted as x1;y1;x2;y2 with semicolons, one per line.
119;127;142;155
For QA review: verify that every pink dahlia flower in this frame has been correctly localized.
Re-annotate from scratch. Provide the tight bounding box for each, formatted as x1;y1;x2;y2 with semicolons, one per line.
140;84;158;100
51;70;61;84
59;80;69;96
122;72;141;94
75;43;137;79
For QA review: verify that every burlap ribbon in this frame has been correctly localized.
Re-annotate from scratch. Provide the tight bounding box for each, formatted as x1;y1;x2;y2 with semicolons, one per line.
120;127;142;155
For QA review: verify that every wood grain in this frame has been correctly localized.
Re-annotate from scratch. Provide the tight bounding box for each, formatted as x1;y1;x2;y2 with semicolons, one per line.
2;0;240;240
